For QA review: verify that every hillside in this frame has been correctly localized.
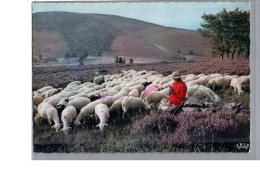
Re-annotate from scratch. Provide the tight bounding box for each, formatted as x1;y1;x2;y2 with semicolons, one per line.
32;12;210;61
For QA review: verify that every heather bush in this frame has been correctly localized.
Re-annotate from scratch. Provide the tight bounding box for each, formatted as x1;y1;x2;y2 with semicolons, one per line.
131;110;250;147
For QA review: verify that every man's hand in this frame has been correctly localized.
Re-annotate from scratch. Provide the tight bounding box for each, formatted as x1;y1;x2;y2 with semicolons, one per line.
170;87;175;95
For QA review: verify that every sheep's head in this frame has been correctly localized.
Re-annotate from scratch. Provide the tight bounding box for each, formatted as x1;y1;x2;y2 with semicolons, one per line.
60;126;72;135
52;123;61;132
96;123;108;131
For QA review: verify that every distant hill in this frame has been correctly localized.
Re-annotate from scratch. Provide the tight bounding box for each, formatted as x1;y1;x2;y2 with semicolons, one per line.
32;12;210;61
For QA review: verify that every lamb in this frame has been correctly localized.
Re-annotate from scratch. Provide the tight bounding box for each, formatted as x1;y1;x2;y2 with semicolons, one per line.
60;106;77;135
230;78;244;95
122;97;151;118
113;90;128;99
110;85;122;91
94;76;105;85
67;97;91;111
95;104;109;131
74;99;102;125
206;77;229;90
69;93;89;100
36;103;61;132
33;95;43;107
144;91;168;105
186;85;222;103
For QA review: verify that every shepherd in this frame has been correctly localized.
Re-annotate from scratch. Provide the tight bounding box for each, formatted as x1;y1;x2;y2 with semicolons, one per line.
159;71;187;112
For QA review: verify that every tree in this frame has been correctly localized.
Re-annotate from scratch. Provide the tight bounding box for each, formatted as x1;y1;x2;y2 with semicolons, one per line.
79;50;88;62
199;8;250;60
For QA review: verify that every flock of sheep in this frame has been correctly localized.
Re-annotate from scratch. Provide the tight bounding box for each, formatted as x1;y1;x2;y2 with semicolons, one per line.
33;69;250;134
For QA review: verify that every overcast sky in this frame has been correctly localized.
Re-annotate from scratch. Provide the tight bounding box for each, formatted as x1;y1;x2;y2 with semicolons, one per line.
32;2;250;30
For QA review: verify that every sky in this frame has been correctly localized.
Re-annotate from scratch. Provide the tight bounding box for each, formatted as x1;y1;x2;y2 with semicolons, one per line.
32;2;250;30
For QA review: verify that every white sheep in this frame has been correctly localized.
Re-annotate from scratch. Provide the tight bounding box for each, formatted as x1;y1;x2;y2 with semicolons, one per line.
95;104;109;131
94;76;105;85
37;86;53;94
74;99;102;125
128;89;139;97
122;97;151;118
186;85;222;103
230;78;244;95
33;95;43;107
67;81;81;87
129;84;145;93
36;103;61;132
45;97;62;107
144;91;168;104
60;106;77;135
33;105;38;114
67;97;91;111
44;88;62;98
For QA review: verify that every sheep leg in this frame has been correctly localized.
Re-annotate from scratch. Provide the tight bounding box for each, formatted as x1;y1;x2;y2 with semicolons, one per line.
47;117;52;125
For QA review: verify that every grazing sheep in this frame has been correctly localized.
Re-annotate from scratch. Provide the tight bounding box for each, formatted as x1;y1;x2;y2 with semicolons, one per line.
108;98;126;115
110;85;122;91
69;93;89;100
187;85;222;103
94;76;105;85
33;105;38;114
56;98;69;114
121;87;130;93
122;97;151;118
46;97;62;107
83;87;96;94
239;75;250;85
113;90;128;99
230;78;244;95
60;106;77;135
129;84;145;93
36;103;61;132
159;87;170;96
55;90;78;98
95;104;109;131
74;100;102;125
141;81;152;88
67;81;81;87
33;95;43;107
45;88;62;98
67;97;91;111
37;86;53;94
89;95;100;102
144;91;168;104
128;89;139;97
159;78;172;85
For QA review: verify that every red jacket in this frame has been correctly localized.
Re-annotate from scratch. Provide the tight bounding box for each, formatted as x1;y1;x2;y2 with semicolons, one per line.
167;80;187;105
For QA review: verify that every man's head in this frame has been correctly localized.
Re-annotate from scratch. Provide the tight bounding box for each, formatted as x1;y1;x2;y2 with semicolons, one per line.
171;71;182;82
